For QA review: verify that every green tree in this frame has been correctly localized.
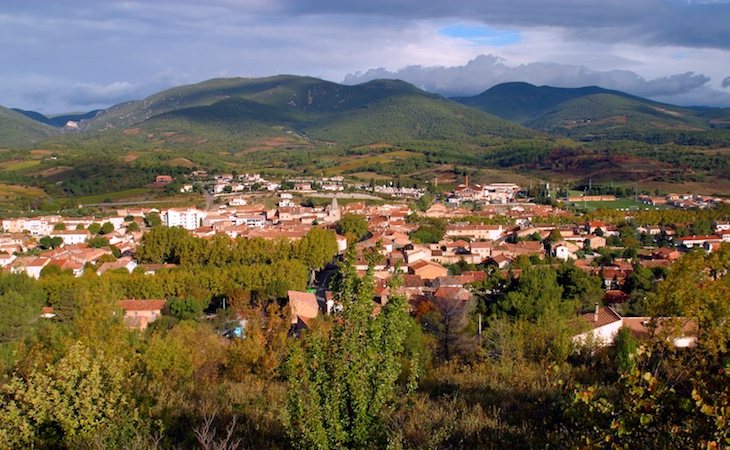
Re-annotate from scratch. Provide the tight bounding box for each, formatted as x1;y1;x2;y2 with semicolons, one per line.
415;192;433;212
285;251;415;449
88;236;110;248
556;263;604;312
87;222;102;234
167;296;205;321
0;273;44;345
100;221;114;235
127;221;140;232
0;342;143;448
145;212;162;228
497;266;568;320
53;222;66;231
295;227;338;273
336;214;369;242
39;235;63;249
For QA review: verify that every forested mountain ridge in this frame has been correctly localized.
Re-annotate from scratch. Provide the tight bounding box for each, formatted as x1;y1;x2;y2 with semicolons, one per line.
453;81;730;140
0;106;58;148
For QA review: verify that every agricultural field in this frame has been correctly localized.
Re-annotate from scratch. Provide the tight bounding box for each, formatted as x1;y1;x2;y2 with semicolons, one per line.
565;197;665;211
0;159;42;171
75;188;154;205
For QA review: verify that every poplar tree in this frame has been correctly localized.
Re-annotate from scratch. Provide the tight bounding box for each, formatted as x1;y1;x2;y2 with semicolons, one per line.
285;248;415;449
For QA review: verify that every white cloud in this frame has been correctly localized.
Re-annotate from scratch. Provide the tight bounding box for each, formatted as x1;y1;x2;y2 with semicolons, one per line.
343;54;730;106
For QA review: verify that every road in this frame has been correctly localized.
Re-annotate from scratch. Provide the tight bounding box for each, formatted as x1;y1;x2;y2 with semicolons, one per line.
203;189;215;210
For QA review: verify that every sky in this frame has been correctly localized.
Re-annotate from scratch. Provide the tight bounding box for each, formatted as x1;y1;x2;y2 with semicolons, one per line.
2;0;730;113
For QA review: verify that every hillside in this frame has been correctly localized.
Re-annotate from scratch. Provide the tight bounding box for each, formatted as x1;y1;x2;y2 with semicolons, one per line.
453;82;617;123
529;93;709;140
12;109;101;127
454;82;725;141
0;106;57;148
127;76;537;145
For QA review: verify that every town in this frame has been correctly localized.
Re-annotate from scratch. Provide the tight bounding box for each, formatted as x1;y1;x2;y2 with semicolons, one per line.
2;171;727;347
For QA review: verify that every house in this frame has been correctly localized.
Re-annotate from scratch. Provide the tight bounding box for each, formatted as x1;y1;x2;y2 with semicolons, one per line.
469;241;494;260
49;229;90;246
485;254;512;268
48;258;85;277
154;175;173;186
604;290;629;304
676;235;721;249
405;247;431;264
96;256;137;275
287;290;319;327
572;305;623;346
433;286;472;302
573;307;698;349
431;276;464;289
408;260;448;281
424;203;449;218
621;317;697;348
118;299;166;330
335;234;348;254
445;224;503;241
10;256;50;279
553;241;579;261
0;252;16;268
651;247;681;261
399;274;425;300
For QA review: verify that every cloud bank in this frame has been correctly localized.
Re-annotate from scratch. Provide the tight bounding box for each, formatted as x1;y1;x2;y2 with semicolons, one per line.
0;1;728;111
345;55;730;106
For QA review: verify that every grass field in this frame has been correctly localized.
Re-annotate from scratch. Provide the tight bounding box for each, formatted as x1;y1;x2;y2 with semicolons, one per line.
0;159;42;171
565;197;666;211
0;183;46;199
76;188;152;205
0;183;47;209
323;151;422;175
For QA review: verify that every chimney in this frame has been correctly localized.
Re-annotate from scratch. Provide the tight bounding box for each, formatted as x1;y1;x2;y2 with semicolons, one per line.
594;303;599;323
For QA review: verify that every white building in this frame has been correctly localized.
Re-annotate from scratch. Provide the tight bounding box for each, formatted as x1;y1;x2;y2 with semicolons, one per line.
162;208;208;230
2;216;59;236
50;230;90;245
232;214;266;228
10;257;50;279
482;183;520;204
553;242;578;261
572;306;623;346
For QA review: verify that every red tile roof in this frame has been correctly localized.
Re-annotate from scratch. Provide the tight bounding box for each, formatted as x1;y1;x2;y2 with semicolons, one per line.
119;299;166;311
579;306;622;329
288;290;319;323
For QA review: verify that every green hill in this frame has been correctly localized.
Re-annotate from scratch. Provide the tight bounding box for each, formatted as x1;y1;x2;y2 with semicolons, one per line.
528;93;709;139
453;82;616;123
0;106;57;148
126;76;537;145
12;109;101;127
453;82;724;141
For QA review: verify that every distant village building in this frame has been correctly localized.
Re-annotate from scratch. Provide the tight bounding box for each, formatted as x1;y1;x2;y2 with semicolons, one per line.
50;229;90;246
162;208;208;230
9;256;50;279
154;175;174;186
288;290;319;329
119;299;165;330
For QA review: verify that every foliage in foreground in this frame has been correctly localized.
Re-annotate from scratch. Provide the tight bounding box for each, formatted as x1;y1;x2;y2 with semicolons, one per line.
285;250;415;448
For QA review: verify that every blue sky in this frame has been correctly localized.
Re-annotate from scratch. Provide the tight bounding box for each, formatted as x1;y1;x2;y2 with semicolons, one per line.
1;0;729;112
439;25;521;46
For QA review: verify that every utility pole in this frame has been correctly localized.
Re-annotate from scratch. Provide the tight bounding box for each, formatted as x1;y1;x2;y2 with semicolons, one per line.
478;314;482;336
